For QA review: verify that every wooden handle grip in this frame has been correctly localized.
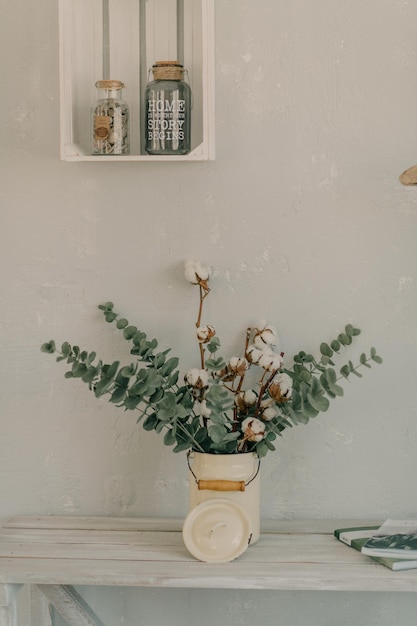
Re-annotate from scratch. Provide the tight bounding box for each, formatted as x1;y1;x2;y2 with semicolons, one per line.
197;480;245;492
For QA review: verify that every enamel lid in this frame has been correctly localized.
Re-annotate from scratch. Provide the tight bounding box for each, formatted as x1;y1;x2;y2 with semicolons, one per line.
182;498;252;563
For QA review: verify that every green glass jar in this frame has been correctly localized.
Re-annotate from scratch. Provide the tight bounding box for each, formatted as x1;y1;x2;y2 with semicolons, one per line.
145;61;191;155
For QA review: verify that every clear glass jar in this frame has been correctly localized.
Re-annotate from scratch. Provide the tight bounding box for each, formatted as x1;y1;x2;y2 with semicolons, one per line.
145;61;191;155
92;80;129;155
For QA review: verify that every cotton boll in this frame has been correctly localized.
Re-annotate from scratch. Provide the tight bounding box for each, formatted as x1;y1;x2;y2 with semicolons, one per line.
275;372;292;394
184;260;210;284
269;373;293;402
196;325;216;343
228;357;249;376
253;324;278;348
241;417;266;442
243;390;257;405
262;406;279;421
258;352;283;372
184;260;199;284
246;344;265;365
184;368;209;388
194;261;210;281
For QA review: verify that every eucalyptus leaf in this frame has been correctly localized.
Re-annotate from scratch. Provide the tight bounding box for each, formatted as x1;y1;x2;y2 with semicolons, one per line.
153;353;166;369
94;379;112;397
132;331;147;346
143;413;158;431
71;362;87;378
307;392;329;413
124;395;142;410
338;333;352;346
149;388;164;404
123;326;138;340
119;365;136;379
345;324;354;337
287;406;310;425
195;427;208;443
254;440;269;458
173;441;192;453
208;424;228;443
167;370;179;387
360;353;372;368
340;365;350;378
206;337;220;353
205;357;226;371
164;429;177;446
221;431;241;442
160;357;179;377
104;361;120;381
41;341;56;354
320;343;333;357
82;366;98;384
110;386;126;404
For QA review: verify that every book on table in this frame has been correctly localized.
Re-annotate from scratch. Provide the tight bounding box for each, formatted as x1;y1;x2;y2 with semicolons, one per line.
360;520;417;560
334;524;417;571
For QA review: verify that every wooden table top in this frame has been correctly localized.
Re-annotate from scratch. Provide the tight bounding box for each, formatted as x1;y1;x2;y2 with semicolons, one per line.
0;516;416;591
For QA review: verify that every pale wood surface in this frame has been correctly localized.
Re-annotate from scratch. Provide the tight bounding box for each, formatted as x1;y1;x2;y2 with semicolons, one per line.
0;516;417;592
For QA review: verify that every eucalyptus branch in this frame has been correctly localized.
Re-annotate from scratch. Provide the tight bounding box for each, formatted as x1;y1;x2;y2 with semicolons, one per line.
165;419;205;453
41;263;382;458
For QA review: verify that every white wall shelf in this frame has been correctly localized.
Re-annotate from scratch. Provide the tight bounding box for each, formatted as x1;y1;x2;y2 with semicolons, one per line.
1;515;417;625
59;0;215;162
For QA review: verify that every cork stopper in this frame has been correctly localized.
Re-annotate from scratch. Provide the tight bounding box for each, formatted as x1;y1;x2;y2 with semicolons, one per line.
151;61;184;81
95;80;125;90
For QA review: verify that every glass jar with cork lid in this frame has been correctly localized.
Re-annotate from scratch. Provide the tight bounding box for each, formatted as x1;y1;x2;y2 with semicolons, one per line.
92;80;129;155
145;61;191;155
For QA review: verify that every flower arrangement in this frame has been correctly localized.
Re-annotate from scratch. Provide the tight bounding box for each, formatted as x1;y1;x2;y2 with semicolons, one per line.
41;261;382;458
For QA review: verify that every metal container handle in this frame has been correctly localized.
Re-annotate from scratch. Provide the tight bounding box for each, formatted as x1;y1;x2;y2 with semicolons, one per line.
187;451;260;492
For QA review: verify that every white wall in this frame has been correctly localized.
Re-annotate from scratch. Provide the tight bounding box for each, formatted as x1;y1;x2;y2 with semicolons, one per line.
1;0;417;624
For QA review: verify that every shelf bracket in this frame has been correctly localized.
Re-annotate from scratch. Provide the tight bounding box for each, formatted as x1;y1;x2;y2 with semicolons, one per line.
399;164;417;185
37;585;106;626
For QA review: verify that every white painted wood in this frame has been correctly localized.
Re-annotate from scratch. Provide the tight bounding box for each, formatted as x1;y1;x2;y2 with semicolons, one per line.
59;0;215;161
107;0;141;153
0;516;417;592
11;585;52;626
0;585;17;626
0;609;12;626
27;586;52;626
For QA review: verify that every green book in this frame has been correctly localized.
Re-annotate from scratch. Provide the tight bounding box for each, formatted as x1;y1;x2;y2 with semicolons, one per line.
361;520;417;559
334;525;417;571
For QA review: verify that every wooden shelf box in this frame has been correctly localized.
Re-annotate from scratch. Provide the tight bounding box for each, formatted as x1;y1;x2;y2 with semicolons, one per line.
59;0;215;161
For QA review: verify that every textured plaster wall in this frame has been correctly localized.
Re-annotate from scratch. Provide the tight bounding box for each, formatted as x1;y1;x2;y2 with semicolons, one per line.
1;0;417;624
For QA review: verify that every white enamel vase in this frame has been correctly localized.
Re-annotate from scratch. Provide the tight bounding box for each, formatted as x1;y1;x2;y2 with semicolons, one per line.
182;451;260;563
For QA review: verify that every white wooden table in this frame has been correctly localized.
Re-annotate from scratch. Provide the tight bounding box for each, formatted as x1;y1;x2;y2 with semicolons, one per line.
1;516;417;625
